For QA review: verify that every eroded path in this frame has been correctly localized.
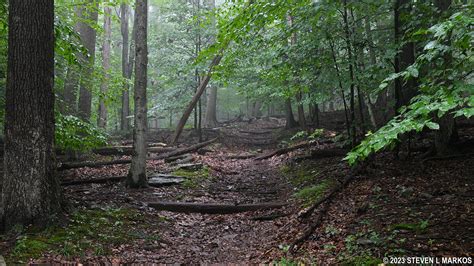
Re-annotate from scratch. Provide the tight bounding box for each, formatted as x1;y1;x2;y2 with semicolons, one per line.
42;120;298;264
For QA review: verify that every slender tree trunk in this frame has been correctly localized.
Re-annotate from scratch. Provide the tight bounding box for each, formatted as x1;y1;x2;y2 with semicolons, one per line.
98;4;112;128
285;98;297;128
328;36;351;140
77;0;98;121
204;0;219;128
287;15;306;129
62;65;79;115
172;52;224;144
127;0;148;188
296;92;306;129
394;0;416;113
120;4;131;131
434;0;456;155
1;0;61;231
343;0;356;147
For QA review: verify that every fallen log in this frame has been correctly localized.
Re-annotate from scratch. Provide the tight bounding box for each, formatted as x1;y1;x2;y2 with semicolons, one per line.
92;146;174;156
58;159;132;170
148;201;287;214
292;148;348;163
164;154;188;163
154;138;218;160
255;142;312;160
226;153;257;159
58;139;217;170
239;130;273;135
61;176;126;186
251;212;289;221
62;174;187;187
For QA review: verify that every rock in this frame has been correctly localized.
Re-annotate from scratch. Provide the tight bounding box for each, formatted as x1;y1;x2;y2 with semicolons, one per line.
356;238;375;245
399;186;414;198
419;192;433;199
148;174;186;187
177;163;203;171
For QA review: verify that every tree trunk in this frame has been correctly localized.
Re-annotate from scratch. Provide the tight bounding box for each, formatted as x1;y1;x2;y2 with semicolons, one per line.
98;4;112;128
287;15;306;129
62;65;79;115
434;0;455;155
171;52;224;144
343;0;356;147
285;98;297;128
394;0;416;113
120;4;131;131
1;0;61;231
204;86;218;127
328;35;351;141
76;0;98;121
127;0;148;188
296;92;306;129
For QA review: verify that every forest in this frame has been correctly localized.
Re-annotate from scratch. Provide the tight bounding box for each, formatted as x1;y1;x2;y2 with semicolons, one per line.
0;0;472;264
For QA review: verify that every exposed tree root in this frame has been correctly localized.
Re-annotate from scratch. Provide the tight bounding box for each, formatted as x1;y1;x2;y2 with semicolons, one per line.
299;174;354;219
290;203;330;253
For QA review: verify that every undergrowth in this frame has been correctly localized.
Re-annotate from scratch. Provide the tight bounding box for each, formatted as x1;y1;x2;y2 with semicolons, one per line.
7;208;157;264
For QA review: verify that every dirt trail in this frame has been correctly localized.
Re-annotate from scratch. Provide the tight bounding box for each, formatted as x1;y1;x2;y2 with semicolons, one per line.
53;119;298;264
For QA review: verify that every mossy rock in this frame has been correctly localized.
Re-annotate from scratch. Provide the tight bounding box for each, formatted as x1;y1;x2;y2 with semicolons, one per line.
172;166;211;188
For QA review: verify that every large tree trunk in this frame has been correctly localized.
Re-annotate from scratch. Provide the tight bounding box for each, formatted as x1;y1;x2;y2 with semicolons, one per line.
127;0;148;188
1;0;61;231
98;4;112;128
77;0;98;121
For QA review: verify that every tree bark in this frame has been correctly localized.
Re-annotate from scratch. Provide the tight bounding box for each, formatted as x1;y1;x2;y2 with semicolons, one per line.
98;4;112;128
77;0;99;121
127;0;148;188
1;0;61;231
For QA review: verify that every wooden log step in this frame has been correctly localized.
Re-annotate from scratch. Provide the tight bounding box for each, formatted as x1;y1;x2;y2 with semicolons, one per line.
147;201;287;214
